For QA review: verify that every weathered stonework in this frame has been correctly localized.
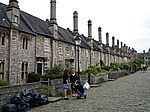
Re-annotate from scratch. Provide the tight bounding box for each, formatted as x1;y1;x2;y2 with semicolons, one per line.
0;0;137;85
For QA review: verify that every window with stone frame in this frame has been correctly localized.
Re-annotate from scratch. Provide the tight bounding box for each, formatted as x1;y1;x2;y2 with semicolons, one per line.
86;62;88;68
0;32;6;46
85;50;88;57
58;42;63;63
0;61;4;80
58;42;62;55
22;37;29;49
71;46;74;57
65;44;70;57
21;62;28;80
44;59;49;71
44;38;49;52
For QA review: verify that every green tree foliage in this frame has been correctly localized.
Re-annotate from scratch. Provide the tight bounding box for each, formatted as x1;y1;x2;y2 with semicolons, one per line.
26;72;39;83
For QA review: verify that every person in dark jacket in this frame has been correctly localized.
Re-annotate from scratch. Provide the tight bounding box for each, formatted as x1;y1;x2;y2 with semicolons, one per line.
70;69;77;96
75;80;86;99
63;68;69;100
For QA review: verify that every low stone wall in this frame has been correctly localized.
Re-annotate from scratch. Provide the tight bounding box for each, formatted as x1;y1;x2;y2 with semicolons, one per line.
40;71;126;96
89;72;108;84
0;82;41;105
108;70;126;79
0;70;127;105
49;79;63;97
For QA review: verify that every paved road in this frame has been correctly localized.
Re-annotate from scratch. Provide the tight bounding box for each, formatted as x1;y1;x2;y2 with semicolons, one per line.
29;69;150;112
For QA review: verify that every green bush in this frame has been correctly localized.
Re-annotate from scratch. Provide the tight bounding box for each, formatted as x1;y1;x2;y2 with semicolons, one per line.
122;64;130;70
100;69;107;72
27;72;39;83
101;66;111;71
0;80;8;86
42;64;63;80
85;67;98;75
95;66;101;72
80;70;87;76
110;63;123;71
130;58;144;68
130;63;138;73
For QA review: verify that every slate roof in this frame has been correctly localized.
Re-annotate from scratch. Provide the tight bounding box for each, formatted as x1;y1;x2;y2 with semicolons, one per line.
0;2;52;36
20;11;51;36
80;34;91;49
58;27;75;44
102;44;109;53
0;3;10;28
93;39;102;52
0;2;100;51
20;14;35;35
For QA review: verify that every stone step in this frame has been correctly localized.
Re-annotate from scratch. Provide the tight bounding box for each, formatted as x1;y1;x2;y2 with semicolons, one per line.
107;79;116;81
48;97;63;103
90;84;101;88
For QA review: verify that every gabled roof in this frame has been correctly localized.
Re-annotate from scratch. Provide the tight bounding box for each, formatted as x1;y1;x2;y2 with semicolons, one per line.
20;14;35;35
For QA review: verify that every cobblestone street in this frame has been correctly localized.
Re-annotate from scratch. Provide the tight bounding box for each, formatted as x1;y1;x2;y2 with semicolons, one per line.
29;69;150;112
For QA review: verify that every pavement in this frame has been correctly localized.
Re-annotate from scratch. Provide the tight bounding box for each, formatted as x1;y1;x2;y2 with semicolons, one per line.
28;69;150;112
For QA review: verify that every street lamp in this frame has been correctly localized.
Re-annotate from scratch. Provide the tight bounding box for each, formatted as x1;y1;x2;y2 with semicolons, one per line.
75;35;81;80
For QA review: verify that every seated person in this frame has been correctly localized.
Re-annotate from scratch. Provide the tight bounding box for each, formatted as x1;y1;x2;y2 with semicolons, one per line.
74;80;86;99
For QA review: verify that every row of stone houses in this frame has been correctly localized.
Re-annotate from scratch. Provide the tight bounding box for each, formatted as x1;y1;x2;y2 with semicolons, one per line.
137;49;150;66
0;0;137;85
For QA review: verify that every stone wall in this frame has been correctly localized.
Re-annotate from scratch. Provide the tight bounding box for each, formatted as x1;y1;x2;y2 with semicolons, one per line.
0;28;9;81
0;82;41;105
89;72;108;84
108;70;126;79
49;79;63;96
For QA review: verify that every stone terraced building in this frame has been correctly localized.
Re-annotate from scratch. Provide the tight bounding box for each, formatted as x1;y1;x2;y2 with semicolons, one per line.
0;0;137;85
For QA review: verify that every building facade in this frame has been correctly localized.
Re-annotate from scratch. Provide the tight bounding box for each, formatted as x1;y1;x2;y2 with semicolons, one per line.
0;0;137;85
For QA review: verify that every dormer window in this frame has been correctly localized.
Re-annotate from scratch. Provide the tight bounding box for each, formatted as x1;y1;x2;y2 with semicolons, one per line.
14;15;18;23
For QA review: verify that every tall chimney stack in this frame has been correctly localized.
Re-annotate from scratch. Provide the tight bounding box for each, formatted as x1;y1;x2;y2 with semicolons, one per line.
88;20;92;39
98;27;102;43
117;39;119;48
73;11;78;36
121;42;123;48
7;0;20;27
123;44;126;52
112;36;115;47
120;42;123;51
106;32;109;46
50;0;57;24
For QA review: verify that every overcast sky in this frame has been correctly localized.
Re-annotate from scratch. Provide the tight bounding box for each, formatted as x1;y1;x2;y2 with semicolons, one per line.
1;0;150;53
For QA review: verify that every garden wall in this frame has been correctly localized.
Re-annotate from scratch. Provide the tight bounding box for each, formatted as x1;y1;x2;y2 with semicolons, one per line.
0;82;41;105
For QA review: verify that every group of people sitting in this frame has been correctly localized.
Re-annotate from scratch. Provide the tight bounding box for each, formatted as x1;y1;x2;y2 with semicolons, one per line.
63;68;87;100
